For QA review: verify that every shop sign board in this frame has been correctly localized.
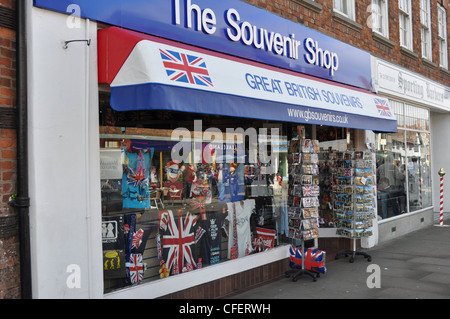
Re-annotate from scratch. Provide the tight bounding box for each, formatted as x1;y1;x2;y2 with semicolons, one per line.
34;0;372;90
373;58;450;111
99;28;397;132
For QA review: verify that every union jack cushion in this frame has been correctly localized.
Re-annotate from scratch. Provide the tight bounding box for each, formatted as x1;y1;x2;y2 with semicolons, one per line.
289;245;327;274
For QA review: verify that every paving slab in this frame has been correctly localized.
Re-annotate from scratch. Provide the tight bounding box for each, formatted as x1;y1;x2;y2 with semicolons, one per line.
232;221;450;299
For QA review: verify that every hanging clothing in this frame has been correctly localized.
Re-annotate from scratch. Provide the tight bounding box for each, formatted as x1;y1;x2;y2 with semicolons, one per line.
196;206;228;265
226;199;255;259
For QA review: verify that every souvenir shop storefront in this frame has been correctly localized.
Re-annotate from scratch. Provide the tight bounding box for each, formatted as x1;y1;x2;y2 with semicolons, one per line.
371;57;450;243
27;0;397;299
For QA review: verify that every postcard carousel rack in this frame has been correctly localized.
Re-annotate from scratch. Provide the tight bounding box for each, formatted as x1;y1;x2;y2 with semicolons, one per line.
333;150;374;263
285;134;321;282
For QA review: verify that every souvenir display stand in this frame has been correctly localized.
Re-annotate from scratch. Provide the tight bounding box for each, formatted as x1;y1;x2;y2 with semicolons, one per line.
333;151;375;263
285;130;321;282
334;237;372;263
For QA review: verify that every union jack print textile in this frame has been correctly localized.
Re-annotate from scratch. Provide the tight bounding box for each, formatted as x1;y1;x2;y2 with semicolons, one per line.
289;245;327;274
374;98;392;117
160;49;213;87
131;228;144;250
161;209;199;275
126;253;144;284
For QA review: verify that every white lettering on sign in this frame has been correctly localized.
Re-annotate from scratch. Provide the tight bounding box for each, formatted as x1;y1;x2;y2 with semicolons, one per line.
304;38;339;76
225;8;301;60
174;0;217;35
173;0;340;75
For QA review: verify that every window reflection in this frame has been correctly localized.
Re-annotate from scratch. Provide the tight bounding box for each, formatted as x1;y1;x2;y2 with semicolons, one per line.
376;131;407;219
406;132;431;211
375;103;431;220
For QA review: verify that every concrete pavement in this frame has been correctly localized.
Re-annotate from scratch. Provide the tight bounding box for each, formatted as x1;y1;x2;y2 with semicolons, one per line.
233;213;450;299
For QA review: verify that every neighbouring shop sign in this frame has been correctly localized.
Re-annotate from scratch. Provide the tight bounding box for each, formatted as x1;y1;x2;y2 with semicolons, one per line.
99;27;397;132
34;0;372;90
373;58;450;111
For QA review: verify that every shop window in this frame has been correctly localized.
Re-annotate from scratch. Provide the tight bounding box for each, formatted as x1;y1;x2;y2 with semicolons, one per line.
375;102;431;220
375;131;407;219
404;104;429;131
99;95;293;293
406;131;431;212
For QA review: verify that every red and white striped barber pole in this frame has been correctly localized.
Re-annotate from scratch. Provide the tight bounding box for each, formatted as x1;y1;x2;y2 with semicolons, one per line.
419;177;423;209
436;168;449;227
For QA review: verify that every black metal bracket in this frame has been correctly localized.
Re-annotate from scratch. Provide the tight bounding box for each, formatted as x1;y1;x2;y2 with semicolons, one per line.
9;196;31;209
63;39;91;49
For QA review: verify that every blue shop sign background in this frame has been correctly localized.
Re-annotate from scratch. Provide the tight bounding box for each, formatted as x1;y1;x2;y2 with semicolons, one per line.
34;0;372;90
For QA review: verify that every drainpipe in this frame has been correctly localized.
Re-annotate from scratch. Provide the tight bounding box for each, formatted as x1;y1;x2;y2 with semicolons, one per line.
11;0;32;299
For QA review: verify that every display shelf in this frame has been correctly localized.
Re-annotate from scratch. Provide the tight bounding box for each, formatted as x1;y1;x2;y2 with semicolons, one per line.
285;130;321;281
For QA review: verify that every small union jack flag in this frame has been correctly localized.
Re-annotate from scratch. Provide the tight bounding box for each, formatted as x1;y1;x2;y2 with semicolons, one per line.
126;253;144;284
131;229;144;250
160;49;213;87
375;98;392;117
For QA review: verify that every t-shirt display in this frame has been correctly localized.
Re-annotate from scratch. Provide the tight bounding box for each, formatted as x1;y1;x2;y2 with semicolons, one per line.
122;146;152;209
102;215;126;279
226;199;256;259
159;209;199;275
100;126;289;292
196;206;228;265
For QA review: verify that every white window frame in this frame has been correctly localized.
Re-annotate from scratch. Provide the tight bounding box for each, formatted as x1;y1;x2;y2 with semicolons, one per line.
371;0;389;38
438;4;448;69
399;0;413;50
420;0;432;60
333;0;355;20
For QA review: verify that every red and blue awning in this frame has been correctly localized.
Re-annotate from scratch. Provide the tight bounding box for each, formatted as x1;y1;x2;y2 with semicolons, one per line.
98;27;397;132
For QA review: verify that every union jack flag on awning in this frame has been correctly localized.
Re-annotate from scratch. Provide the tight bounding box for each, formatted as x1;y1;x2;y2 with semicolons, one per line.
98;27;398;133
160;49;213;87
375;98;392;118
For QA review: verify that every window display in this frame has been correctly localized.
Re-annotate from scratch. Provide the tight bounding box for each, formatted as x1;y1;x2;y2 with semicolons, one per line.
406;131;431;211
99;97;401;291
374;101;431;218
99;118;290;292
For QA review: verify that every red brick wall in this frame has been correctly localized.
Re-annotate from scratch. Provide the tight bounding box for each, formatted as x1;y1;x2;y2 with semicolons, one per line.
0;0;20;299
244;0;450;86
